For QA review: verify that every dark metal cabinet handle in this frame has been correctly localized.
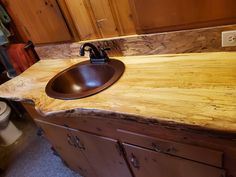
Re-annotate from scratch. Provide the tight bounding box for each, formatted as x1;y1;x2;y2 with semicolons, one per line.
67;134;76;147
130;154;140;169
152;143;161;152
75;136;85;150
67;134;85;150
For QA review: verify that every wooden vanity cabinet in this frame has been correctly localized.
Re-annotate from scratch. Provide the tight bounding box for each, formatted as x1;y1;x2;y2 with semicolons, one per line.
35;118;228;177
36;120;132;177
22;103;232;177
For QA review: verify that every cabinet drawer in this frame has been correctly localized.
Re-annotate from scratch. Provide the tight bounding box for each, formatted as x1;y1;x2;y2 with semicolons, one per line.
124;143;225;177
118;129;223;167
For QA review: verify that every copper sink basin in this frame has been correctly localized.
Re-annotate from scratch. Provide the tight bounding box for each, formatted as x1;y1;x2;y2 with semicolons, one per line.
45;59;125;100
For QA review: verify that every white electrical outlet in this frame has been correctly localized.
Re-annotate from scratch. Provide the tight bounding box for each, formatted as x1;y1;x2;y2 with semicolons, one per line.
222;30;236;47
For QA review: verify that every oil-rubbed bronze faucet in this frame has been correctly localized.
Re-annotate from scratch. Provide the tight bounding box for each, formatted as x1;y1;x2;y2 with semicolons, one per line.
80;43;110;64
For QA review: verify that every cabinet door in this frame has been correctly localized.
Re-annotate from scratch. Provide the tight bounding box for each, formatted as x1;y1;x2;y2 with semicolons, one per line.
110;0;136;35
74;130;132;177
3;0;71;44
129;0;236;33
88;0;120;38
65;0;100;40
124;143;225;177
36;121;96;177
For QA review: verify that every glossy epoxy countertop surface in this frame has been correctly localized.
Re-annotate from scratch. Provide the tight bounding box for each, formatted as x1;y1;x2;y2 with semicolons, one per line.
0;52;235;133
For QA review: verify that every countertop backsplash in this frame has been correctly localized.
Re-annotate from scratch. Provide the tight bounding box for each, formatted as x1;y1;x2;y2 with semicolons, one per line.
35;24;236;60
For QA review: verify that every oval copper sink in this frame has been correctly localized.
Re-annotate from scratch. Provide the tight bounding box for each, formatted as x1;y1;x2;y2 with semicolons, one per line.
45;59;125;100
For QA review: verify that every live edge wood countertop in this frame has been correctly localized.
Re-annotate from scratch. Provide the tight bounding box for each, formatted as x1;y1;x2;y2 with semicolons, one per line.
0;52;235;135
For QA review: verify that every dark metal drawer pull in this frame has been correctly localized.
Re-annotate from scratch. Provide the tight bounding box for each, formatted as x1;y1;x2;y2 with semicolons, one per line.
75;136;85;150
152;143;161;152
67;134;76;147
130;154;140;169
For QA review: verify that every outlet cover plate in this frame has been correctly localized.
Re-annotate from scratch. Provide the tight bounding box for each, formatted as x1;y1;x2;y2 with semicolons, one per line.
222;30;236;47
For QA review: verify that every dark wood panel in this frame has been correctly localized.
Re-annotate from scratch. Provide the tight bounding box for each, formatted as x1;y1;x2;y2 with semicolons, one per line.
76;130;132;177
124;143;226;177
129;0;236;33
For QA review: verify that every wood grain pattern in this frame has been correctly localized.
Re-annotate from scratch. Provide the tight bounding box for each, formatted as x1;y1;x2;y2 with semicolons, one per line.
35;24;236;60
3;0;71;44
0;52;235;134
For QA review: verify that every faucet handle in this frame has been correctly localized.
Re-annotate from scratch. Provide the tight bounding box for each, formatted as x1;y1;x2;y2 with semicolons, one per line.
100;47;111;53
101;47;111;51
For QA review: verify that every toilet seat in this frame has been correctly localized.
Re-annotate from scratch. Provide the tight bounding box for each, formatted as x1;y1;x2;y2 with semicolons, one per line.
0;101;7;115
0;101;10;126
0;101;22;146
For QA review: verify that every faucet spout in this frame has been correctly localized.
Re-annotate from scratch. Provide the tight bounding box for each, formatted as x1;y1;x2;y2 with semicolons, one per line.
80;43;101;58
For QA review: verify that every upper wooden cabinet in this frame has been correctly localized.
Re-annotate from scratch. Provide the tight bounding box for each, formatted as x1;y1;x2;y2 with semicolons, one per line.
63;0;136;40
129;0;236;33
3;0;236;43
2;0;72;44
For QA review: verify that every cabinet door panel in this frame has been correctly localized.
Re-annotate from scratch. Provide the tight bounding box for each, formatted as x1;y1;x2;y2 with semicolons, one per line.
88;0;120;38
65;0;99;40
36;121;96;177
110;0;136;35
129;0;236;33
124;143;225;177
76;131;132;177
4;0;71;44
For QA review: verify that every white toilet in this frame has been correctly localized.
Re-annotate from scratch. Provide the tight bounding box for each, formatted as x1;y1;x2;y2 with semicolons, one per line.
0;101;22;146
